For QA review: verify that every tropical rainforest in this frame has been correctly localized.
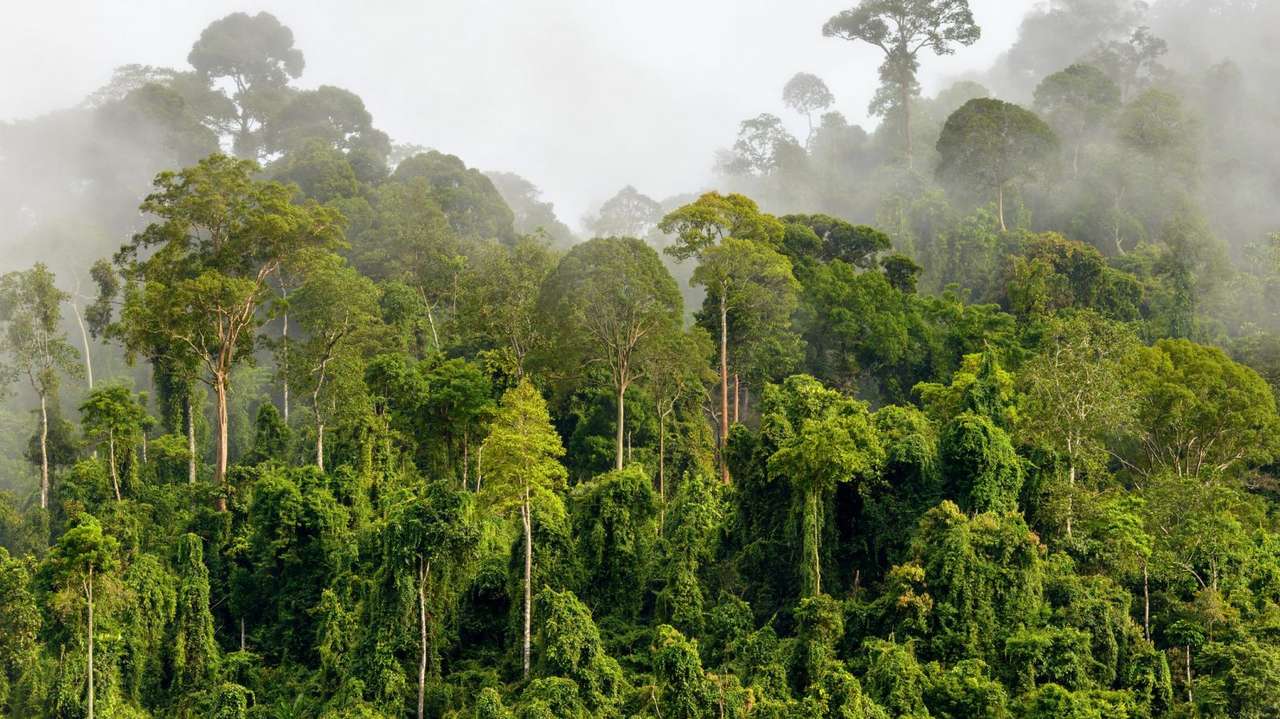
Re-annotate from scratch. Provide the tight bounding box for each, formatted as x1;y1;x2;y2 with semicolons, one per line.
4;1;1280;717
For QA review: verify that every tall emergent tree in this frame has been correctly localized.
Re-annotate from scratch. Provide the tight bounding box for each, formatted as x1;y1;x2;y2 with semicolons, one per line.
187;11;305;157
782;73;836;146
480;380;567;679
114;154;342;508
539;237;683;470
823;0;981;166
0;264;81;508
936;98;1058;231
661;193;798;482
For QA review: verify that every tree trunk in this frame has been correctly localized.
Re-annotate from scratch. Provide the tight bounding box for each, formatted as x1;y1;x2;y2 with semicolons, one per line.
658;411;666;529
70;301;94;390
86;568;95;719
39;392;49;509
214;374;229;512
186;396;197;485
733;374;740;424
240;618;245;651
418;557;429;719
108;430;120;501
315;422;325;473
141;432;148;465
1185;645;1193;703
281;305;289;423
615;382;626;471
462;429;469;490
719;294;730;484
522;493;533;680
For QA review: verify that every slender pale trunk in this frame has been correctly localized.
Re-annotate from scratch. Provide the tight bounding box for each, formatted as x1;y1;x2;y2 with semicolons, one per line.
1065;448;1075;539
141;433;147;464
521;489;533;680
214;374;229;512
186;396;197;485
39;392;49;509
462;429;469;489
281;296;289;423
417;557;431;719
475;444;483;493
240;618;245;651
718;293;729;484
86;568;95;719
733;374;740;424
1185;645;1193;703
70;302;93;390
315;423;325;472
615;381;626;471
108;430;120;501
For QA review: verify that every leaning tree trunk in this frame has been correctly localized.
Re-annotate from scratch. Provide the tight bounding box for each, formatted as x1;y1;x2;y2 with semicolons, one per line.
522;491;533;680
39;392;49;509
997;184;1008;232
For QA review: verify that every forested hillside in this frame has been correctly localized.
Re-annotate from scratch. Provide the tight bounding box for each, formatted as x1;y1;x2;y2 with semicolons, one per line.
4;2;1280;717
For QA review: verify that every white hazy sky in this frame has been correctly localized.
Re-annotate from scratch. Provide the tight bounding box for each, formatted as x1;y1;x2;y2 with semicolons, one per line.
1;0;1037;228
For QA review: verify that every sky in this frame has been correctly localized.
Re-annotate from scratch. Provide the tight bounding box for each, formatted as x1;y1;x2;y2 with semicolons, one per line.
0;0;1036;230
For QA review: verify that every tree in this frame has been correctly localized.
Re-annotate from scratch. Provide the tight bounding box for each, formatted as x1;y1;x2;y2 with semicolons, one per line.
286;253;383;471
660;193;796;482
187;11;305;157
764;376;883;596
936;98;1058;230
0;263;82;508
585;186;664;239
46;515;119;719
1033;64;1121;177
114;154;342;507
782;73;836;145
383;483;477;719
391;151;516;243
539;237;683;470
262;85;390;175
1019;312;1139;538
79;384;150;501
479;380;567;679
172;533;218;695
719;114;799;177
456;237;556;379
1125;339;1280;479
824;0;981;166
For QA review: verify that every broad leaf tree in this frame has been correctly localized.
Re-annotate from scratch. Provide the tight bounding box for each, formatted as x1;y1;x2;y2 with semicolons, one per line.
479;380;567;679
114;154;343;508
0;264;82;508
824;0;981;166
936;98;1058;230
539;237;683;470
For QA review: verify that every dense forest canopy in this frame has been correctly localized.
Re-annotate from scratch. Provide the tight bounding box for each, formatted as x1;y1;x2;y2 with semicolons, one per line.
4;1;1280;717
